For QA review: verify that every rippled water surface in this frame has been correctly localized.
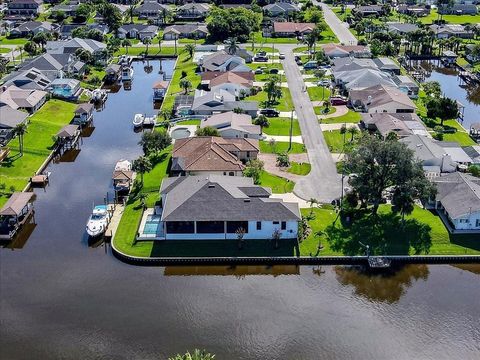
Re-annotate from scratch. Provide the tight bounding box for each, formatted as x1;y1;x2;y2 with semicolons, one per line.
1;60;480;360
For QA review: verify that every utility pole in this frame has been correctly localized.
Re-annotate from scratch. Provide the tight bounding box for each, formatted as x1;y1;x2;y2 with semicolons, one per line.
288;109;293;152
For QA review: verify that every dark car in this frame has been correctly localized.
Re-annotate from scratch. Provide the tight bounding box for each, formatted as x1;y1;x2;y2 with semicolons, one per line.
330;97;348;106
259;108;280;117
254;56;268;62
269;68;279;74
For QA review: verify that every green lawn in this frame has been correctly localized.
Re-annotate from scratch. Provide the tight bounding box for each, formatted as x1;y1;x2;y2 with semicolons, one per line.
259;140;305;154
258;170;295;193
0;47;11;54
0;100;76;205
287;162;311;176
246;87;294;112
314;106;336;116
422;118;476;146
419;9;480;24
112;149;172;257
0;37;28;45
307;86;331;102
320;110;362;124
160;51;200;112
300;205;480;256
176;120;200;126
323;129;359;153
263;117;301;136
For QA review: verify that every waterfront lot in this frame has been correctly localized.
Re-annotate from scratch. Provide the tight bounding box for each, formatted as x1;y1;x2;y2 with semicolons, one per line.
0;100;76;206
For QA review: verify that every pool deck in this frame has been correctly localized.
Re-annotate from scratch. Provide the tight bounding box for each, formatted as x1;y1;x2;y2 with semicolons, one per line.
168;125;197;143
137;208;165;241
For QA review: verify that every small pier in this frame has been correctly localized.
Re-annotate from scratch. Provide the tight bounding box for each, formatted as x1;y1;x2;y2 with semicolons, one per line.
56;124;81;153
30;172;50;187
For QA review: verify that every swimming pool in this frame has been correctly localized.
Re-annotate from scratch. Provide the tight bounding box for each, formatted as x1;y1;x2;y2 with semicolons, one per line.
142;215;161;235
171;127;191;140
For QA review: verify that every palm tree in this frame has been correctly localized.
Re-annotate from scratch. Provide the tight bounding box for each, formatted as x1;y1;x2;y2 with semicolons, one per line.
158;36;162;52
127;0;137;24
142;37;152;56
308;198;318;216
179;78;191;94
132;156;152;187
253;114;269;134
13;122;28;156
263;76;282;105
226;37;239;55
122;39;131;54
184;43;195;59
168;349;215;360
347;126;359;142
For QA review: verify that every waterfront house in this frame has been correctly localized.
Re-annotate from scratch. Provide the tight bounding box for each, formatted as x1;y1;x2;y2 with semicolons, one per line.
171;136;259;176
428;172;480;233
6;0;42;18
50;1;80;16
2;67;53;90
118;24;159;41
191;89;258;117
200;112;262;139
73;103;94;125
163;23;209;40
438;4;478;15
19;53;86;77
429;24;474;39
202;71;254;97
396;4;430;17
360;113;427;139
156;175;300;240
134;0;169;21
46;38;108;64
152;80;169;100
48;78;81;100
0;85;47;113
272;22;316;38
373;57;401;75
321;43;371;59
400;134;457;176
263;3;299;17
199;51;250;72
0;104;29;145
349;84;417;113
9;21;57;37
352;5;384;17
0;192;35;240
175;3;210;20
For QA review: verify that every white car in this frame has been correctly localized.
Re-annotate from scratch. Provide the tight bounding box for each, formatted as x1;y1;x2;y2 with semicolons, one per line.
279;53;285;60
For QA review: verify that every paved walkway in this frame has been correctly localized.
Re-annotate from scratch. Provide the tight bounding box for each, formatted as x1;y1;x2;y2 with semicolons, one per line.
258;154;303;183
262;134;304;144
318;105;349;120
320;123;359;131
276;45;341;203
315;2;358;46
331;153;345;163
278;111;297;118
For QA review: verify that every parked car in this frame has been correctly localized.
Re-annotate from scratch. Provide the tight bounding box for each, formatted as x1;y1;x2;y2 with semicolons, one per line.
279;53;285;60
294;55;301;62
257;51;267;57
255;69;263;74
254;56;268;62
317;80;330;87
269;68;279;74
259;108;280;117
330;97;348;106
303;61;318;70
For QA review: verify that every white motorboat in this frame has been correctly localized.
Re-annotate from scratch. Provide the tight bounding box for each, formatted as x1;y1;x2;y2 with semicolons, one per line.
133;114;145;128
122;66;134;81
91;89;107;103
142;116;156;127
86;205;109;237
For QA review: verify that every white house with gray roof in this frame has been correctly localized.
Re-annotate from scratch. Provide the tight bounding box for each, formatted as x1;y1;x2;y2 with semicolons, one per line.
200;112;262;139
191;89;258;117
428;172;480;232
155;175;300;240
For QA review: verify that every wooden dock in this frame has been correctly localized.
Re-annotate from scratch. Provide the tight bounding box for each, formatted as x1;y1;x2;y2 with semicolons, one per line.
105;203;125;241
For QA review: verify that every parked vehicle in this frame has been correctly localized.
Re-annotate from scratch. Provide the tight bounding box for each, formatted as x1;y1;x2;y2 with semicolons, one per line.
279;53;285;60
330;97;348;106
254;69;263;74
254;56;268;62
259;109;280;117
269;68;279;74
303;61;318;70
318;80;331;87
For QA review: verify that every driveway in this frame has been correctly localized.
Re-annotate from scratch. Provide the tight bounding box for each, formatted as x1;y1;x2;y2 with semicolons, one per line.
315;1;358;45
277;45;341;204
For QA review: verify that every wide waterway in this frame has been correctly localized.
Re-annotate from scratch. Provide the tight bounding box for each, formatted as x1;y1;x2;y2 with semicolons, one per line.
1;60;480;360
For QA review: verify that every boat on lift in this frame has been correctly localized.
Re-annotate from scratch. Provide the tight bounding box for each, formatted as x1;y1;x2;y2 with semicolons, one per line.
133;113;145;128
86;205;109;237
91;88;108;103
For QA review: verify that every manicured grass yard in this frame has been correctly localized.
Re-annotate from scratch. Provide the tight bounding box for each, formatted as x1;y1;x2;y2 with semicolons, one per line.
246;87;294;112
258;170;295;194
0;100;76;206
307;86;331;102
263;117;301;136
0;36;28;45
0;47;10;54
323;130;351;153
320;110;362;124
176;119;200;126
287;162;311;176
314;106;336;116
259;140;305;154
299;205;480;256
419;9;480;24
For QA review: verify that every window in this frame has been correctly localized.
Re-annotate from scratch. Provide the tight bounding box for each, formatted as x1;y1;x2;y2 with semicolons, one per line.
229;172;234;176
227;221;249;233
197;221;224;233
166;221;195;234
246;151;250;157
476;219;480;227
273;221;279;225
281;221;286;230
223;172;226;175
256;221;261;230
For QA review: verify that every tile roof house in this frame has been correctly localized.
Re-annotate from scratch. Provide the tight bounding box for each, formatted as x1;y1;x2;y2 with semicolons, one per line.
200;112;261;139
349;84;417;113
321;43;371;59
361;112;427;139
191;89;258;117
428;172;480;232
263;3;299;17
0;85;47;113
272;22;316;37
400;134;457;176
9;21;57;37
158;175;301;240
175;3;211;20
118;24;159;41
171;136;259;176
163;23;208;40
199;51;250;72
203;71;254;97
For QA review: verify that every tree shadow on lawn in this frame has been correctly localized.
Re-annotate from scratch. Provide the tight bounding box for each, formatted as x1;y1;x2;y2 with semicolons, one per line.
450;234;480;253
325;211;432;256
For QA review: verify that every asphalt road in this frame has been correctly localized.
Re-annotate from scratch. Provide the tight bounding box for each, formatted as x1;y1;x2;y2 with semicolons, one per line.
315;1;358;46
277;44;342;204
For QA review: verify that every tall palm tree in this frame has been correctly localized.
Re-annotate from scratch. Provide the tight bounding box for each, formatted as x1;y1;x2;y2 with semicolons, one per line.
184;43;195;59
142;37;152;56
122;39;131;54
132;156;152;187
179;78;191;94
226;37;239;55
253;115;269;134
347;126;359;142
13;122;28;156
127;0;138;24
168;349;215;360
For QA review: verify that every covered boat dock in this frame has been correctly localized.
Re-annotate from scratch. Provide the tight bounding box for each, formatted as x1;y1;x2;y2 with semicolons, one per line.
0;192;35;240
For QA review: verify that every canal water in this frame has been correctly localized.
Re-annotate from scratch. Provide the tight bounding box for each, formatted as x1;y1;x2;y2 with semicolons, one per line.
1;60;480;360
421;61;480;130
